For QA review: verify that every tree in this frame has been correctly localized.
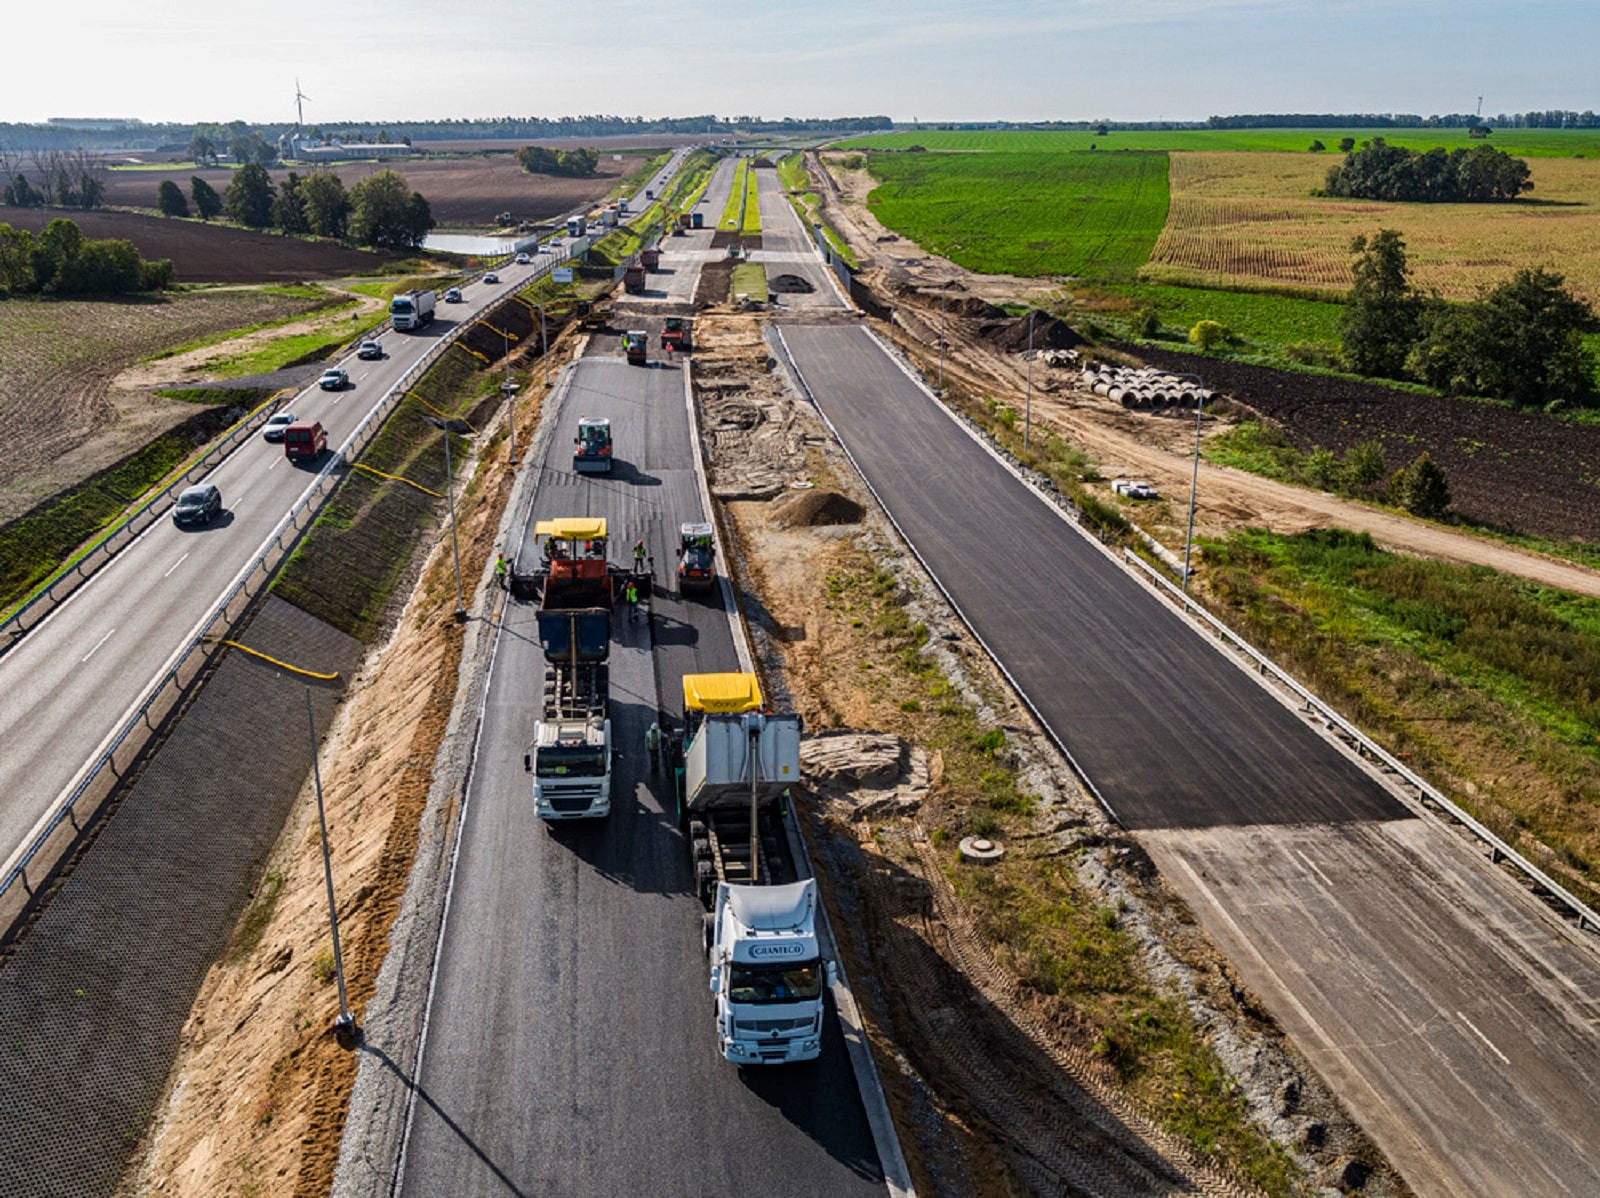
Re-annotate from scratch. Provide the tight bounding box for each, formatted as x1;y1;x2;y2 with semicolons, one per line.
1309;139;1326;152
300;171;351;238
3;173;43;207
224;163;275;228
1188;320;1230;350
1341;230;1421;379
156;179;189;218
1389;453;1451;517
228;131;276;167
349;169;434;249
190;176;223;221
1342;441;1389;492
1338;136;1356;153
188;132;215;166
274;171;309;234
32;217;84;290
0;223;35;292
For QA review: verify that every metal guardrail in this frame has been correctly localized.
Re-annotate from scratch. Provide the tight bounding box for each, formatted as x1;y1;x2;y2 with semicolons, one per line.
0;393;294;651
0;267;552;916
1121;548;1600;935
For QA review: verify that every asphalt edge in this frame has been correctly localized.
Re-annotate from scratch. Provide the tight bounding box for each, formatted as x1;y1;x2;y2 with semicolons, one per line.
680;356;915;1198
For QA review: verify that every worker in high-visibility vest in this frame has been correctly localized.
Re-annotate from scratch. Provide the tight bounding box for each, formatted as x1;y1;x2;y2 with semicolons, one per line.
645;722;661;772
624;579;639;621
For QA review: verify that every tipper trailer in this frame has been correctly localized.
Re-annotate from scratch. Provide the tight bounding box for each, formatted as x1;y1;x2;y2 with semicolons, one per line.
672;672;828;1064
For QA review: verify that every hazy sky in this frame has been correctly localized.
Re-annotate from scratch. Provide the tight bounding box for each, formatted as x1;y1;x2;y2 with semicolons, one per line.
3;0;1593;127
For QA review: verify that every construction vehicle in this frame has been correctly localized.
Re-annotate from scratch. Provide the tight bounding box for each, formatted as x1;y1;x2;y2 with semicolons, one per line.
520;519;621;820
692;212;704;229
677;522;715;594
623;262;647;294
661;316;692;355
573;416;613;472
574;298;614;330
623;330;649;366
640;246;661;271
671;673;827;1064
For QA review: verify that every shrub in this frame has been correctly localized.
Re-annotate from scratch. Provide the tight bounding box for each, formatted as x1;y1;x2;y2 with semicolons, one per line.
1133;306;1160;338
1188;320;1231;351
1342;440;1388;491
1389;452;1451;518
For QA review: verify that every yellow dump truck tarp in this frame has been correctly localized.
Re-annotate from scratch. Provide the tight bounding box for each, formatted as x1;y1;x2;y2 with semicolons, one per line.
682;673;763;714
536;517;607;541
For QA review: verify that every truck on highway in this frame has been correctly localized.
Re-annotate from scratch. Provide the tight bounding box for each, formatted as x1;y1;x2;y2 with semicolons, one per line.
390;289;436;332
521;519;619;820
622;331;649;366
640;246;661;271
574;415;613;472
567;216;585;238
672;672;827;1064
662;316;692;354
623;262;647;294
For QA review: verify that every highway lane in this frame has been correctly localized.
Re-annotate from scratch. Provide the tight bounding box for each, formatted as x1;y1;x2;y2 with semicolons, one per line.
752;164;845;310
397;353;881;1196
780;321;1600;1196
618;156;741;307
0;260;551;879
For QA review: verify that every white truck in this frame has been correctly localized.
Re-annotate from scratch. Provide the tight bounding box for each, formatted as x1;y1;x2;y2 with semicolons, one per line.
674;673;831;1064
390;289;436;332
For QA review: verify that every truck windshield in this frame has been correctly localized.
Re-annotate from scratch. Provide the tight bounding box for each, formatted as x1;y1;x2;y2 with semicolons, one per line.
578;427;610;448
727;960;822;1005
535;747;606;778
390;299;414;314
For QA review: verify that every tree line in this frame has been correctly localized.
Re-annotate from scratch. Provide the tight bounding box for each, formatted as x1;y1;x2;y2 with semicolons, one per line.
0;217;172;295
1321;139;1532;203
0;147;107;209
514;145;599;177
1206;111;1600;130
1342;229;1599;408
159;167;434;250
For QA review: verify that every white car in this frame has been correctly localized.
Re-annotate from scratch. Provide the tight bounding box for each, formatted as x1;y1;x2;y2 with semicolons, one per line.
318;367;348;391
514;252;531;265
483;272;500;285
262;411;296;442
1111;479;1159;499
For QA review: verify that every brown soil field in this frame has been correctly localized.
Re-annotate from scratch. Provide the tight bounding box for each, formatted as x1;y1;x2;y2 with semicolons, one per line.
0;209;391;283
101;152;645;230
1148;152;1600;303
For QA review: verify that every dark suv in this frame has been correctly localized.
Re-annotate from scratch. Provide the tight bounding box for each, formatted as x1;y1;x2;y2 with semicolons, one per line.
173;484;222;526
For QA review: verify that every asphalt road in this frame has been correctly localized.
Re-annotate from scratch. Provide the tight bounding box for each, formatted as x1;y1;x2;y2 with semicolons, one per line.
752;166;845;310
0;257;556;883
779;321;1600;1197
397;352;882;1196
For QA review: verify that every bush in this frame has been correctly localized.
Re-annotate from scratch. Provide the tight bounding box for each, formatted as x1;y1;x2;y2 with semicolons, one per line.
1309;139;1326;153
1389;452;1451;517
1342;440;1388;491
156;180;188;218
1188;320;1231;351
1133;306;1159;338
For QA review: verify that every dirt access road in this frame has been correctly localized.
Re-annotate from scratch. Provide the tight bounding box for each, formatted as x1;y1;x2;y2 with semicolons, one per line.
812;153;1600;602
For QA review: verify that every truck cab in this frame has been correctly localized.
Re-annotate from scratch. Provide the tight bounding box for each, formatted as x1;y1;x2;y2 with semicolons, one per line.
677;522;716;595
567;216;585;238
708;879;829;1065
573;416;613;473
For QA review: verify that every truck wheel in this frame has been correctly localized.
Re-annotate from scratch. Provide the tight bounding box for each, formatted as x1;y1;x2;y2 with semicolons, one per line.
691;835;710;862
694;861;716;906
701;912;716;957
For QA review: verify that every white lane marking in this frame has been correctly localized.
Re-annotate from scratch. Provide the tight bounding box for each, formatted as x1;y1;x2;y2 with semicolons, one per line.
163;553;190;578
83;628;116;662
1296;849;1334;889
1457;1011;1511;1064
267;456;280;470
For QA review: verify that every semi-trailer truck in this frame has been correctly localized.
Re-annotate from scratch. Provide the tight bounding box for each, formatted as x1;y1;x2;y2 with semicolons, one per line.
623;262;647;294
390;289;436;331
567;216;585;237
521;519;623;820
640;246;661;270
673;672;828;1064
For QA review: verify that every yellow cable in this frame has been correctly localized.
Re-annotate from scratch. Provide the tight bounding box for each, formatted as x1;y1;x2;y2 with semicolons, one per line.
220;641;340;680
349;462;443;496
406;392;477;434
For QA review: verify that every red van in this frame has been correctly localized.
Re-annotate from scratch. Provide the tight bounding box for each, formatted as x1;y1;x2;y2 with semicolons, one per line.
283;420;327;464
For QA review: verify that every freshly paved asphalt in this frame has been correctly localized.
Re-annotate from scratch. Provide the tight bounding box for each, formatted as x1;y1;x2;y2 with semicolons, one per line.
397;353;881;1197
780;321;1600;1197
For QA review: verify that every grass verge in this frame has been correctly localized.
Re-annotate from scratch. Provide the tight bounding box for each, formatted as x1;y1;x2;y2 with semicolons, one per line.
720;159;748;230
729;262;768;303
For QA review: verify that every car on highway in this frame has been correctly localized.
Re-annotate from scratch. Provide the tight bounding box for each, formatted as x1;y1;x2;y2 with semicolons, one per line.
356;340;383;360
261;411;296;442
444;287;463;303
172;483;222;526
1111;479;1159;499
483;272;500;285
514;252;531;265
547;238;562;248
318;367;348;391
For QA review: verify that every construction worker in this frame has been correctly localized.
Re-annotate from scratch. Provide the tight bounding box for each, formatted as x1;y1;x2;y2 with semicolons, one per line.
633;539;647;572
624;579;639;622
645;721;661;772
495;553;509;589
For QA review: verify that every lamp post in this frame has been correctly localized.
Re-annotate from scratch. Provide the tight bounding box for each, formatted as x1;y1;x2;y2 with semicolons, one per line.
1023;308;1036;453
1168;372;1205;594
306;688;358;1050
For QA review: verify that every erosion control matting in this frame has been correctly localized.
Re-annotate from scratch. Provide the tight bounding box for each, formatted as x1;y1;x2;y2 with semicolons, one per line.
0;596;361;1198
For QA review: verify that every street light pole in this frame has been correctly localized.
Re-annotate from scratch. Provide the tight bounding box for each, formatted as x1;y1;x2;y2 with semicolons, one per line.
1023;308;1035;453
306;688;357;1050
1173;372;1205;594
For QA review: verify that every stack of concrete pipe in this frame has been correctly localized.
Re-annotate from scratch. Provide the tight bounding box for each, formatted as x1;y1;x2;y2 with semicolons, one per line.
1081;363;1216;411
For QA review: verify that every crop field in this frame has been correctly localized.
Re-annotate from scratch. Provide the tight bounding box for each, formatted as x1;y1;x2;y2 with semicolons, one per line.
843;128;1600;158
864;151;1168;280
1148;152;1600;302
0;290;331;521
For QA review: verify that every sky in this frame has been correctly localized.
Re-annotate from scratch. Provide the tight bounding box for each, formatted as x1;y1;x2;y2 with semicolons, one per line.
2;0;1594;127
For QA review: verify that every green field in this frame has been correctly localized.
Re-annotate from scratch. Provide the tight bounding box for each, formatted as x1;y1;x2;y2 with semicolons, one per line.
1115;283;1345;350
865;151;1168;281
842;128;1600;158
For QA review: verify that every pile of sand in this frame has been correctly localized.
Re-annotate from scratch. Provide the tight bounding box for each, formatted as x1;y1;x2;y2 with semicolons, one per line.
772;489;865;528
983;313;1084;353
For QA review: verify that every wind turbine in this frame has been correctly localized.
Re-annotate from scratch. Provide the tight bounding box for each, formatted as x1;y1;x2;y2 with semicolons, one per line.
294;79;311;132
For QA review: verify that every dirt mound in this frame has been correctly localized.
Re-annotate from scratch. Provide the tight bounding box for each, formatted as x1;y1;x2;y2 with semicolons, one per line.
924;290;1005;319
770;274;815;294
984;313;1084;353
772;489;864;528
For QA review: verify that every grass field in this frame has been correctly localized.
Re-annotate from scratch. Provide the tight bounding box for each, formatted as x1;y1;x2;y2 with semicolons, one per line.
1147;152;1600;302
720;159;748;230
864;151;1169;281
842;128;1600;158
